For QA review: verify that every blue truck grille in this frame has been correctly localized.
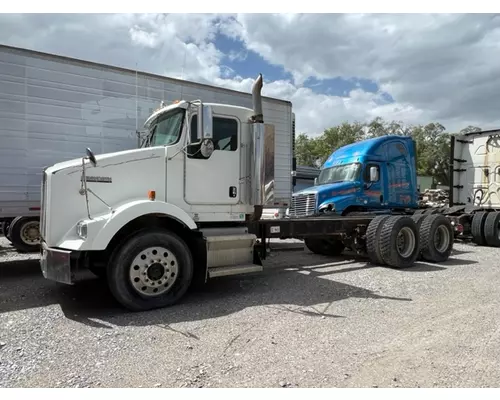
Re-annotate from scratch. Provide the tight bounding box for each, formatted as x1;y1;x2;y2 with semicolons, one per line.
290;193;316;218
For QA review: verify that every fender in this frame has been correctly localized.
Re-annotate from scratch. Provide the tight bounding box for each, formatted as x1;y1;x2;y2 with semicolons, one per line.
91;200;197;250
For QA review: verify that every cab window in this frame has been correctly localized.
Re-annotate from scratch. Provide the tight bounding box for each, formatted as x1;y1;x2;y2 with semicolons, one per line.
190;115;238;151
150;108;185;146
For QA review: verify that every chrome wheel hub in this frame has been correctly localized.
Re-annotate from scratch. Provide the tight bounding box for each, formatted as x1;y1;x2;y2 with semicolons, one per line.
434;225;450;252
129;246;179;297
396;227;416;258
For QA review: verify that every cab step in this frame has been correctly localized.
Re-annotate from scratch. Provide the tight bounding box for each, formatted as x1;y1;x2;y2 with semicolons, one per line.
208;264;263;278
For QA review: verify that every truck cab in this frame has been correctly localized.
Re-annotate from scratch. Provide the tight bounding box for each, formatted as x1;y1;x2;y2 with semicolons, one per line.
289;135;419;218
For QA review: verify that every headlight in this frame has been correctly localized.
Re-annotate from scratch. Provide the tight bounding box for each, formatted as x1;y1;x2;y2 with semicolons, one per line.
318;203;335;213
76;221;88;239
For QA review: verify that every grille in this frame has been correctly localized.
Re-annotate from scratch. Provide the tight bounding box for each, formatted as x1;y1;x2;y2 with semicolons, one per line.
290;192;317;218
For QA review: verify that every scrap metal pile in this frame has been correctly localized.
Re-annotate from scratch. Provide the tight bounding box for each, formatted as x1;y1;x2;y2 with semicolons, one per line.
418;188;449;208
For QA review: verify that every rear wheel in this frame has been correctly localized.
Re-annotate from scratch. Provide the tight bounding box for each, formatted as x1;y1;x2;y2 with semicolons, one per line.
419;214;453;262
304;237;345;256
484;211;500;247
471;212;488;245
366;215;391;265
8;216;40;252
107;229;193;311
379;216;420;268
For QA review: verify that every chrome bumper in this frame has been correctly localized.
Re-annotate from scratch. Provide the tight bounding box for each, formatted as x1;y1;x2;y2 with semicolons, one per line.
40;241;75;285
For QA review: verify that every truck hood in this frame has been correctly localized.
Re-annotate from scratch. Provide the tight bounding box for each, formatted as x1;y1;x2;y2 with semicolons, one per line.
294;181;360;198
45;147;149;175
42;146;167;247
293;181;362;213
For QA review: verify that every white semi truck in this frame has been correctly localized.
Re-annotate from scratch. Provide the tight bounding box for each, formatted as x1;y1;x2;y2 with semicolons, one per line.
0;44;293;252
442;129;500;246
39;73;295;311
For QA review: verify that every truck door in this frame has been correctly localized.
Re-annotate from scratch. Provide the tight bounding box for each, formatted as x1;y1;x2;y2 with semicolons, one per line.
184;113;241;205
363;162;385;208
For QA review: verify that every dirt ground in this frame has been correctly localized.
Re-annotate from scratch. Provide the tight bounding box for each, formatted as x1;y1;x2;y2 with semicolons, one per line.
1;237;499;388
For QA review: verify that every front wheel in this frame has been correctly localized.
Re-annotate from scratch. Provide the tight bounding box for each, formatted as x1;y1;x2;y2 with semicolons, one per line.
107;229;194;312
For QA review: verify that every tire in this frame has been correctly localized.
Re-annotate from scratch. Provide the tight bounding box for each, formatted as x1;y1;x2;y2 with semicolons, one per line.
379;216;420;268
7;216;40;252
471;212;488;245
366;215;391;265
304;237;345;256
484;211;500;247
107;229;194;312
419;214;453;263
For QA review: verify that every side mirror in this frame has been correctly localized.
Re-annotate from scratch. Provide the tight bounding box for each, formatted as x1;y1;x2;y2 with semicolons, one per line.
314;177;318;186
369;166;379;182
197;104;213;140
86;148;97;167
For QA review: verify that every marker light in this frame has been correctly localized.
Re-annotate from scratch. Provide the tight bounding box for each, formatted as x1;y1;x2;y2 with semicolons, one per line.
148;190;156;201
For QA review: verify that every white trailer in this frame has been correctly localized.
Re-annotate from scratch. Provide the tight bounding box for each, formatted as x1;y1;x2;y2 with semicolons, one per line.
0;45;294;252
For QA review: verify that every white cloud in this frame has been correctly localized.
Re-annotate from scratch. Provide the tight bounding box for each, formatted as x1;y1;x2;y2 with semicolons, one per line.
1;13;500;136
220;13;500;131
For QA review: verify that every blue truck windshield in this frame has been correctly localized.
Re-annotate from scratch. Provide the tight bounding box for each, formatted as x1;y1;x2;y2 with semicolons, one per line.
318;163;361;185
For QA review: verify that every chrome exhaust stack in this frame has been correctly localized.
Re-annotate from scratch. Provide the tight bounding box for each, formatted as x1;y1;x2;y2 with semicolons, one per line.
251;74;265;207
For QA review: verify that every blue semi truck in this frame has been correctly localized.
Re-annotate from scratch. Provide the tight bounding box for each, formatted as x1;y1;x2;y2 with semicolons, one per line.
253;134;455;269
290;135;420;217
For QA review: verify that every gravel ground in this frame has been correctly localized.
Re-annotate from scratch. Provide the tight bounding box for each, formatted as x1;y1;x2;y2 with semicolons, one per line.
1;235;500;388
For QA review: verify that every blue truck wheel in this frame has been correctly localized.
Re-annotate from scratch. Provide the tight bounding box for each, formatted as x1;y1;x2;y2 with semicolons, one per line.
419;214;453;263
379;216;420;268
366;215;391;265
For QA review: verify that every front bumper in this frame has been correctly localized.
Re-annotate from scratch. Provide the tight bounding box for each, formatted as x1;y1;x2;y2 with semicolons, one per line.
40;241;77;285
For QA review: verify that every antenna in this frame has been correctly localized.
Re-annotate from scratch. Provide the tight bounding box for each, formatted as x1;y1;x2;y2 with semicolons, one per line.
135;62;140;147
135;62;138;132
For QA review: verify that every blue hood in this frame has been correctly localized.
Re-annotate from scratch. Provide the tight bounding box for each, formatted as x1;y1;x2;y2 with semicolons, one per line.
294;181;362;213
295;181;360;197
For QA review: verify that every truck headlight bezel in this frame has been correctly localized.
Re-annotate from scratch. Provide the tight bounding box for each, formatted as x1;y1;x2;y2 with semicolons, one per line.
76;221;88;239
318;203;336;214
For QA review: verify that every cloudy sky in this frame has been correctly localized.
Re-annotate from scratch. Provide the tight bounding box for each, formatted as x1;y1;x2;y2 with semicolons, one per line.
1;13;500;135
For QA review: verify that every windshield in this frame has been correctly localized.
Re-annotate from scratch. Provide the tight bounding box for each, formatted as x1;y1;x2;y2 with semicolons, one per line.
149;108;185;147
317;163;361;185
